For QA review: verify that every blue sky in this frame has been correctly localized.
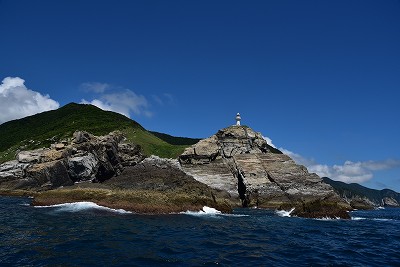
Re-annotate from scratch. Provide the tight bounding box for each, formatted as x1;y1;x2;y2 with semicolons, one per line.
1;0;399;191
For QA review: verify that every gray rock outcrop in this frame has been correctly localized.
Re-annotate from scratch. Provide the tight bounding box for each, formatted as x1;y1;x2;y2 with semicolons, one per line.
179;126;349;217
67;153;98;181
383;197;399;207
0;131;144;190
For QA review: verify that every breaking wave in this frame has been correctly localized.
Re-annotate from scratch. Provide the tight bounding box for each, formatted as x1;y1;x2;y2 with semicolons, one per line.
181;206;222;216
275;207;295;217
35;201;132;214
181;206;249;217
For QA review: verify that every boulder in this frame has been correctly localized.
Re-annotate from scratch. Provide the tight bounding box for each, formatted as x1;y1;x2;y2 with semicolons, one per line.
54;143;65;150
17;149;46;163
118;143;144;166
68;153;98;181
25;160;73;188
73;131;93;144
0;160;29;181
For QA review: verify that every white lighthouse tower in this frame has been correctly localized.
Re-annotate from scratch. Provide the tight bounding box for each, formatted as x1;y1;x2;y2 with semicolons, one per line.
235;113;241;126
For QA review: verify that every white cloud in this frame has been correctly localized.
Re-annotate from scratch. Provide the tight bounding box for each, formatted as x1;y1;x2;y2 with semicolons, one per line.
0;77;60;124
81;82;110;93
263;135;400;184
81;89;151;118
262;136;276;148
280;146;400;184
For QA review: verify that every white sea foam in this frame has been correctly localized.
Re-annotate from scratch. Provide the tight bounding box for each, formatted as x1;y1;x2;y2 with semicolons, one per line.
275;208;295;217
181;206;222;216
202;206;222;214
351;217;366;220
181;206;249;217
35;201;132;214
315;217;342;221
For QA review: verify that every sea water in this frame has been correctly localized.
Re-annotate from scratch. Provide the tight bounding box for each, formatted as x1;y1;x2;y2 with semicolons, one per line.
0;196;399;266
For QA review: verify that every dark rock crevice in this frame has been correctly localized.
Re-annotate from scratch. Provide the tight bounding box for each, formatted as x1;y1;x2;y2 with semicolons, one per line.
236;168;249;207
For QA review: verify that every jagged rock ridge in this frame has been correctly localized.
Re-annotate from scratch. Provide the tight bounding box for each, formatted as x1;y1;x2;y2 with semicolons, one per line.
179;125;349;217
0;131;144;190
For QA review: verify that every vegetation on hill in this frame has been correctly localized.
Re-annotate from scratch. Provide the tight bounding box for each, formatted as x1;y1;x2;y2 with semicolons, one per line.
149;131;200;146
322;177;400;205
0;103;190;162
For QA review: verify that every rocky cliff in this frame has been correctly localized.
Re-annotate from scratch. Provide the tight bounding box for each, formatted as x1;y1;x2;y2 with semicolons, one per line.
0;131;230;213
179;126;350;218
0;131;144;190
1;126;352;218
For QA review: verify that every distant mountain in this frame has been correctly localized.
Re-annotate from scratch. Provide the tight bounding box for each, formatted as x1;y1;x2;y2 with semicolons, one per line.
0;103;191;162
322;177;400;208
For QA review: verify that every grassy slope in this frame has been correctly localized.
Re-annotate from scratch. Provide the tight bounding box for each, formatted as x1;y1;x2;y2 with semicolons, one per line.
150;131;200;146
322;177;400;204
0;103;188;162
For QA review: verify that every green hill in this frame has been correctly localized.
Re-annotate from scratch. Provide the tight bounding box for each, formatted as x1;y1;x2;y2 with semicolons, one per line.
322;177;400;206
0;103;190;163
149;131;200;146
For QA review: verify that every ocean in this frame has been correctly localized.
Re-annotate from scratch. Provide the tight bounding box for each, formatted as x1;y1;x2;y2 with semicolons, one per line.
0;196;399;266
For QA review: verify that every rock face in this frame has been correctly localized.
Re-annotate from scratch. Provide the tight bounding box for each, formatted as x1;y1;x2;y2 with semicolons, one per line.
0;131;144;190
179;126;350;218
383;197;399;207
107;155;216;193
0;125;354;218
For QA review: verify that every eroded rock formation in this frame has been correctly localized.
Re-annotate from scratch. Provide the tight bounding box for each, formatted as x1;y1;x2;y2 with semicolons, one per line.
179;125;350;218
1;126;354;218
0;131;144;190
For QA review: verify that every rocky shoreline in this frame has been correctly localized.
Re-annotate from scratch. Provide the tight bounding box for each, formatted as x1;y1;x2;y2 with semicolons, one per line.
0;128;368;219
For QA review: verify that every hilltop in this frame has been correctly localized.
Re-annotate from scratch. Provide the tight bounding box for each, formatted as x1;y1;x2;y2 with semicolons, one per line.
0;103;192;162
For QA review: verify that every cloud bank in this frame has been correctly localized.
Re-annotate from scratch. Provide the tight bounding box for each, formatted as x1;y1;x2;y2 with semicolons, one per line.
265;136;400;184
0;77;60;124
81;83;152;118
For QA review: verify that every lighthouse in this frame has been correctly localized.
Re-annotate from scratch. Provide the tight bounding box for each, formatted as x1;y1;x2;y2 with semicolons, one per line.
235;113;241;126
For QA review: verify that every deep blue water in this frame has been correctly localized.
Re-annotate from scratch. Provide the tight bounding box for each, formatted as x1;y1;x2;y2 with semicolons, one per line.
0;196;399;266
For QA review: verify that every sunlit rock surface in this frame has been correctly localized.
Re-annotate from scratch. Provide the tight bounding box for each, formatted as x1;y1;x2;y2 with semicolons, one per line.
179;126;349;218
